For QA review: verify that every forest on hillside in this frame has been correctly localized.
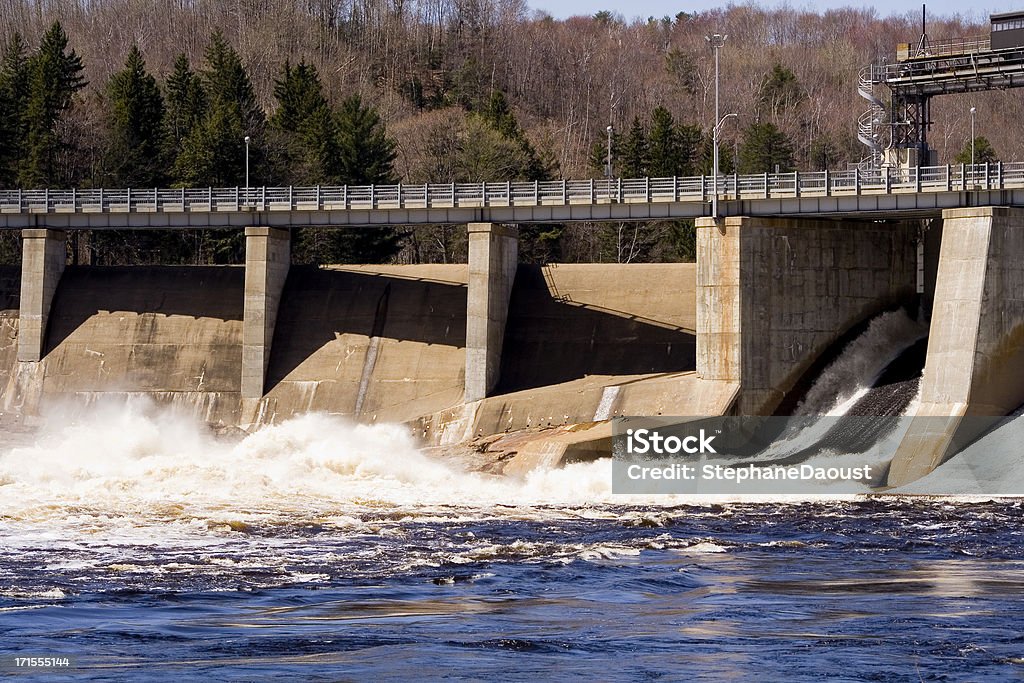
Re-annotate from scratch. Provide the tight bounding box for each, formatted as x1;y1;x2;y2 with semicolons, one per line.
0;0;1014;266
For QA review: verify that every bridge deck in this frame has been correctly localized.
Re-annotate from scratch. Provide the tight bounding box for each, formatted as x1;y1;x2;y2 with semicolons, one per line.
1;163;1023;229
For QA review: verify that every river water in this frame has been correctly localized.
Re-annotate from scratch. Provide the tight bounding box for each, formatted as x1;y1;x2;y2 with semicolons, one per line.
2;309;1024;680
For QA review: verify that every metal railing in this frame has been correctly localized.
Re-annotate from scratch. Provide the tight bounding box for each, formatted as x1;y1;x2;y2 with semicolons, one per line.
0;163;1020;217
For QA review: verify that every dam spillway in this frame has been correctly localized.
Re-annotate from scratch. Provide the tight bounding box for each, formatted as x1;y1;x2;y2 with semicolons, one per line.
1;205;1023;485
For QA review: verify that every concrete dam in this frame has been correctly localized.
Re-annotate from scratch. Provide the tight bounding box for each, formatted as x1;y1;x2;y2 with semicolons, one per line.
3;177;1024;485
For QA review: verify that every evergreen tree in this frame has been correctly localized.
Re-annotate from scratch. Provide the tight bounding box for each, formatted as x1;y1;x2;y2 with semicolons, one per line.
479;91;553;181
758;63;805;120
271;60;338;184
0;33;30;188
163;54;205;176
619;116;648;177
173;31;264;187
739;122;794;174
104;46;165;186
18;22;86;188
955;136;999;165
336;94;397;185
646;107;680;177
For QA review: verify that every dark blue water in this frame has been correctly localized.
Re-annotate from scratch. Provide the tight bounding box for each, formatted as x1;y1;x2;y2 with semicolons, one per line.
3;500;1024;681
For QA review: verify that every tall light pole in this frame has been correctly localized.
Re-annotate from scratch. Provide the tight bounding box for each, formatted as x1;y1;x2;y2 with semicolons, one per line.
969;106;976;167
244;135;251;206
605;124;614;180
707;33;727;218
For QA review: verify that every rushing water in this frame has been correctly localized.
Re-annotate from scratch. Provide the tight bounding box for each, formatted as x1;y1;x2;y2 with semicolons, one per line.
2;310;1024;681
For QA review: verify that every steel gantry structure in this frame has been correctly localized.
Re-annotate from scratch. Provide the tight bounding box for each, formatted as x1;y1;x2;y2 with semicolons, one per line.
860;12;1024;167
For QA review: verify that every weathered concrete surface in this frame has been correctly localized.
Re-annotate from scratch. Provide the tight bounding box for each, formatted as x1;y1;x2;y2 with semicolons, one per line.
255;264;469;426
498;263;696;393
13;266;244;423
242;227;290;400
17;229;66;362
889;207;1024;486
696;216;917;415
419;371;738;446
0;266;19;409
465;223;517;402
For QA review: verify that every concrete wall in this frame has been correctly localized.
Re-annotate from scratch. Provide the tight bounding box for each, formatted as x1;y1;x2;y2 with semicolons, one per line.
0;267;19;408
17;229;66;362
257;264;469;425
242;227;290;400
19;266;244;423
696;216;917;415
890;207;1024;485
465;223;518;402
498;263;696;393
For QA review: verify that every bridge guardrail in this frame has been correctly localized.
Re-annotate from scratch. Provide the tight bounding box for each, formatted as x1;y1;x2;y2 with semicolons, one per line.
1;163;1021;217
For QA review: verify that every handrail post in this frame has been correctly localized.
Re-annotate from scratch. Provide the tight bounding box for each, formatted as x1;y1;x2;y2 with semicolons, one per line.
481;181;486;206
961;163;966;191
71;186;76;211
505;180;510;205
397;182;402;207
44;187;48;212
341;184;346;209
18;188;22;212
732;172;737;199
885;167;891;193
288;185;293;208
208;187;212;207
589;178;594;203
644;177;650;202
998;161;1003;189
562;179;567;204
316;185;321;209
99;187;103;211
672;175;678;201
824;169;830;196
946;164;951;192
180;187;184;209
617;177;622;203
794;171;800;198
763;172;769;199
700;174;706;202
369;184;375;208
985;162;991;190
533;180;538;204
127;187;131;211
855;168;860;194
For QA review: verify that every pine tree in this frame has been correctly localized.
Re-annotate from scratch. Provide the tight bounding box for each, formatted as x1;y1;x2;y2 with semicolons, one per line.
954;136;999;165
163;54;205;176
647;107;682;177
739;122;794;174
18;22;86;188
0;33;30;188
619;116;648;178
173;31;264;187
104;46;165;186
271;60;338;184
336;95;397;185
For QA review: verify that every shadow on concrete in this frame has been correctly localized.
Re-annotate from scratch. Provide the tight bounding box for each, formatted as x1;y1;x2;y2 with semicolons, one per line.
46;266;244;354
496;265;696;394
0;266;20;313
265;266;469;391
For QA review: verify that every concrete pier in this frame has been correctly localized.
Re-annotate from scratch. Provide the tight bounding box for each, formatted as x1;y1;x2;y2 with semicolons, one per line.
17;229;66;362
696;216;917;415
889;207;1024;486
465;222;518;402
242;227;290;399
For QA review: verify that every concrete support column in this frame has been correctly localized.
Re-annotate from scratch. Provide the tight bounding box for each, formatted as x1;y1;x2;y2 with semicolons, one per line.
890;207;1024;486
17;229;66;362
465;222;518;403
242;227;290;399
696;216;916;415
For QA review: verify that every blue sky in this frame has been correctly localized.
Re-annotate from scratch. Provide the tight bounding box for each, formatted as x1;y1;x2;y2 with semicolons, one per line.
527;0;1022;21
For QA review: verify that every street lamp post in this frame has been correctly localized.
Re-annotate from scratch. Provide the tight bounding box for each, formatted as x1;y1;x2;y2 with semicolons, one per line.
969;106;976;168
706;33;728;218
605;125;614;180
244;135;251;207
